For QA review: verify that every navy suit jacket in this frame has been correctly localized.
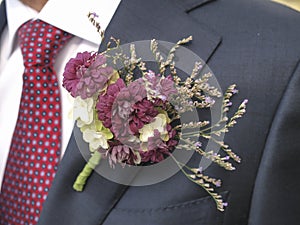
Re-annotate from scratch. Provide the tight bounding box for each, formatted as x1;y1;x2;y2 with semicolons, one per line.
1;0;300;224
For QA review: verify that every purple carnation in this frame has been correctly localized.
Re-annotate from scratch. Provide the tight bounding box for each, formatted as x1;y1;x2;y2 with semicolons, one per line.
96;78;126;128
129;99;159;134
63;52;113;99
144;71;177;101
110;79;147;138
107;143;141;167
63;51;93;97
115;79;147;119
159;75;178;100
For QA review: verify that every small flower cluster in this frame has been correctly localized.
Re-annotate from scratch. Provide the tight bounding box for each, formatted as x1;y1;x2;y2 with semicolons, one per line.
63;51;179;168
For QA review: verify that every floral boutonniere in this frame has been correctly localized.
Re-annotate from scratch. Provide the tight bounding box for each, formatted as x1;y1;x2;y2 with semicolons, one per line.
62;13;247;212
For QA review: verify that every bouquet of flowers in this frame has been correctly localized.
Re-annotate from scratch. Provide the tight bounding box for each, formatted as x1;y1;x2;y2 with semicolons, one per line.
62;13;247;212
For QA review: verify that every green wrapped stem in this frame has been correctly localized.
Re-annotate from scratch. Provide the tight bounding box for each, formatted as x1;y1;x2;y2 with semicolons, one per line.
73;151;102;192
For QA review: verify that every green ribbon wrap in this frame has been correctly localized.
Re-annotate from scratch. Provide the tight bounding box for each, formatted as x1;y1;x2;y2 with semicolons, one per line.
73;151;102;192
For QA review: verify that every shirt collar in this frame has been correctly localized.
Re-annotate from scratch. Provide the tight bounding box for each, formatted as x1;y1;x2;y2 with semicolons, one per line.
6;0;37;53
5;0;121;48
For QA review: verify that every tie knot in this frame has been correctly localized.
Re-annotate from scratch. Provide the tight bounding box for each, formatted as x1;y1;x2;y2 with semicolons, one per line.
18;19;73;67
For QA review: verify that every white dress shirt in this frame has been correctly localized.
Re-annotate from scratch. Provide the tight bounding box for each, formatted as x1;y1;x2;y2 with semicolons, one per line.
0;0;120;188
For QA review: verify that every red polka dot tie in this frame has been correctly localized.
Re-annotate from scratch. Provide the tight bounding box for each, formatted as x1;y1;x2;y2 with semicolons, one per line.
0;19;73;224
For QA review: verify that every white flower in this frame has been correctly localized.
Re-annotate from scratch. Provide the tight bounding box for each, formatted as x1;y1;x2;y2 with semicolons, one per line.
82;127;108;151
81;120;113;152
139;113;169;143
73;96;94;127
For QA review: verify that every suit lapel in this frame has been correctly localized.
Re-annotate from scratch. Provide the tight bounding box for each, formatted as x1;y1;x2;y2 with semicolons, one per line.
0;1;7;37
39;0;221;224
100;0;221;62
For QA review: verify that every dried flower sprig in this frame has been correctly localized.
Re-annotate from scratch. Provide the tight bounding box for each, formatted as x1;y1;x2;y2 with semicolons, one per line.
171;156;227;212
88;12;104;40
104;38;248;209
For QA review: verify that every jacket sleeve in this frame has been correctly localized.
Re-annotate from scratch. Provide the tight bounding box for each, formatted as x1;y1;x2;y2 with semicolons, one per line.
248;59;300;225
